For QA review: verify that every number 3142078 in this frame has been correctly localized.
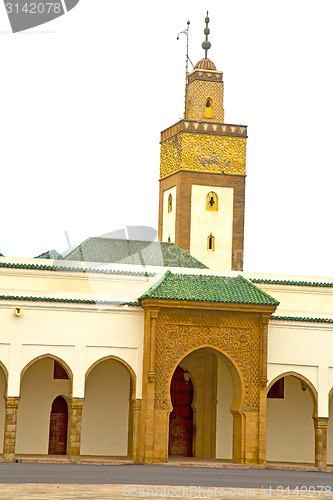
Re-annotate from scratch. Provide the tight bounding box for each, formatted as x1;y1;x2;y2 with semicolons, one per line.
5;3;61;14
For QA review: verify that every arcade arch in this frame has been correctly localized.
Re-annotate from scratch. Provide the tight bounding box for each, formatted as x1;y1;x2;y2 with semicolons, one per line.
16;355;71;455
266;373;317;464
80;356;135;457
168;347;243;460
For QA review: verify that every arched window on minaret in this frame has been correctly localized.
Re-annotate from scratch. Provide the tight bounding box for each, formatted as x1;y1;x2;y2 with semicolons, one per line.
206;191;218;211
204;98;214;118
168;194;172;213
187;99;192;120
207;233;215;251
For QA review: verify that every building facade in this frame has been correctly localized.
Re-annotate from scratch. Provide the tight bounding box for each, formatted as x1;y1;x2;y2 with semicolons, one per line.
0;23;332;471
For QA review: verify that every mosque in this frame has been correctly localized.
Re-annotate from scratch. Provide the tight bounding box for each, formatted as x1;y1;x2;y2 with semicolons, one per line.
0;15;332;471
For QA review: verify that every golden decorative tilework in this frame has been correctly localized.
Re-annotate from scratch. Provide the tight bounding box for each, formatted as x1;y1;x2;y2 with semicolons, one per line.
186;79;224;123
160;132;246;178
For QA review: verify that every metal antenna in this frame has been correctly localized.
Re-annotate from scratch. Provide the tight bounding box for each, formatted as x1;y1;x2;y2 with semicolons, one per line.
177;21;193;119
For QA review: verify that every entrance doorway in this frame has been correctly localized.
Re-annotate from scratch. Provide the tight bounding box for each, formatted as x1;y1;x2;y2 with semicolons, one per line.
48;395;68;455
169;366;193;457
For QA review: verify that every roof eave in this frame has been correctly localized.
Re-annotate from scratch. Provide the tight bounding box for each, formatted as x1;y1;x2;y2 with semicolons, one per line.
139;297;278;315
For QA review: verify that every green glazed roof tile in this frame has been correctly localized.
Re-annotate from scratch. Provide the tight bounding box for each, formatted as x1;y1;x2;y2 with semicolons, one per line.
0;294;140;306
140;271;279;306
0;261;155;277
271;315;333;324
35;249;64;260
251;278;333;288
64;237;208;269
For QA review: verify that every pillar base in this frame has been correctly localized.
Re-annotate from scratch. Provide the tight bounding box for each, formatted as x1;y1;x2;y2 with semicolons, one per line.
68;397;84;461
3;396;20;461
313;416;328;472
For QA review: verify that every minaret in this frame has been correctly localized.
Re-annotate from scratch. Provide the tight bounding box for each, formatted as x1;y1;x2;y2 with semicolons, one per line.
158;13;247;271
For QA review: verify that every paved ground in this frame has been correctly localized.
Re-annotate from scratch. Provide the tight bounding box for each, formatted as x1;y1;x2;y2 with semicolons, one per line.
0;483;332;500
0;462;332;487
1;464;333;499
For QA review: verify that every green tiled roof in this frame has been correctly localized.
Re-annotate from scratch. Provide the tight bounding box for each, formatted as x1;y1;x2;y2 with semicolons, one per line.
272;315;333;324
64;238;208;269
140;271;279;306
0;253;4;257
35;249;64;260
251;278;333;288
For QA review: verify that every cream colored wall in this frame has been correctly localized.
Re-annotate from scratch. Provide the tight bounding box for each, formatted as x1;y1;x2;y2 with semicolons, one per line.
0;368;6;452
162;186;177;243
0;268;150;302
81;359;130;456
253;284;333;319
0;304;144;400
190;185;233;270
268;322;333;416
16;358;70;454
216;358;233;459
266;375;314;463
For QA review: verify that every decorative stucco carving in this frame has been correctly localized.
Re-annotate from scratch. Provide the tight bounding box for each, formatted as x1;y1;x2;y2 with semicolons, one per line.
154;311;261;413
160;132;246;179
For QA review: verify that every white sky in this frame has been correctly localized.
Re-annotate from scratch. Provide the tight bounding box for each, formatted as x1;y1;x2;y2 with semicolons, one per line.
0;0;332;277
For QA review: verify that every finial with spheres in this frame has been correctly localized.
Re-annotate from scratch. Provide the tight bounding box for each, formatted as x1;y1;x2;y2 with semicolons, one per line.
202;11;211;58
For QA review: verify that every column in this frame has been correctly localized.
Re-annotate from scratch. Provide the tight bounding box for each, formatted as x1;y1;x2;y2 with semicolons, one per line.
131;399;142;462
128;397;142;461
231;410;243;463
243;411;259;464
140;308;160;464
258;386;267;467
68;397;84;463
313;416;328;472
3;397;20;462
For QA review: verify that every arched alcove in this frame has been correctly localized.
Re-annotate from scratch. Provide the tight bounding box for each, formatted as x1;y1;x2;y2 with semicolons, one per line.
204;98;214;118
168;346;243;460
16;356;71;455
81;357;134;457
266;373;317;463
169;366;193;457
48;395;68;455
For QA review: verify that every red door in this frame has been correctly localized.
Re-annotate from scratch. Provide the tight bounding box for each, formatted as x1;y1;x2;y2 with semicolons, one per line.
169;367;193;457
48;396;68;455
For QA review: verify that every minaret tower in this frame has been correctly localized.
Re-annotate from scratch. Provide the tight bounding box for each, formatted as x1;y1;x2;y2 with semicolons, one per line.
158;13;247;271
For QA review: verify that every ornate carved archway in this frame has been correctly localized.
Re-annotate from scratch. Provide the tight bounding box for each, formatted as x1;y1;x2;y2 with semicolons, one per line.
139;299;276;465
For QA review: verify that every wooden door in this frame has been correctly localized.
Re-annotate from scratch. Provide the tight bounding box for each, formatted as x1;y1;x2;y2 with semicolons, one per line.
169;367;193;457
48;396;68;455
